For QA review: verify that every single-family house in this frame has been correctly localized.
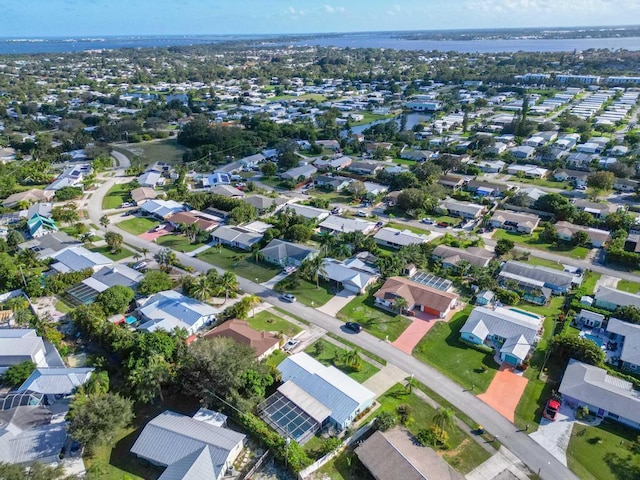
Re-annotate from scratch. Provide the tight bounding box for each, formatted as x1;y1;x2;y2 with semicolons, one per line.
19;231;80;259
400;149;432;162
363;181;388;199
242;195;288;214
203;320;279;361
594;287;640;311
239;153;265;168
438;175;465;191
314;156;352;171
614;178;639;193
260;239;318;267
47;246;112;274
523;136;546;148
259;352;375;442
577;142;604;154
507;164;549;178
606;318;640;372
374;276;459;318
203;172;231;187
285;204;331;222
499;260;580;295
555;221;610;248
559;359;640;430
314;175;351;191
2;189;53;208
356;428;465;480
464;180;511;198
348;161;383;176
553;169;589;187
66;265;143;305
26;214;58;238
210;225;263;251
281;164;317;181
321;257;379;294
485;142;507;156
510;146;536;159
140;199;185;220
438;199;485;219
131;410;246;480
47;163;91;191
130;187;158;205
610;145;629;157
168;211;218;232
316;139;341;152
318;216;376;235
575;309;605;328
373;227;430;249
0;329;48;372
214;161;244;175
473;159;506;173
431;244;493;269
211;184;246;198
573;199;619;219
490;210;540;234
460;306;542;366
137;290;219;335
137;170;164;188
17;367;94;398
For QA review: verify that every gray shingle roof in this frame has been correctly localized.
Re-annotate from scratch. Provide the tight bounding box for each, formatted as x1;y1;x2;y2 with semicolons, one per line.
607;318;640;366
500;261;577;290
595;286;640;309
374;227;430;247
260;239;318;264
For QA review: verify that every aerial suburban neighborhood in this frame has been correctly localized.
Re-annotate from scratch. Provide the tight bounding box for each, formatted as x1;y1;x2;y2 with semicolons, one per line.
1;13;640;480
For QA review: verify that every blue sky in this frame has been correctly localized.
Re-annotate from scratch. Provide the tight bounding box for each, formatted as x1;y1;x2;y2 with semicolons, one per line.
1;0;637;37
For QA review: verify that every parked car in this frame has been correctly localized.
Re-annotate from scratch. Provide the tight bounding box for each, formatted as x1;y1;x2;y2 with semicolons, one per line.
153;224;167;232
120;202;133;208
283;339;299;352
132;261;147;271
283;265;296;274
543;398;561;421
437;221;450;228
357;210;368;217
280;293;296;303
331;207;343;215
421;218;434;224
344;322;363;333
375;221;384;228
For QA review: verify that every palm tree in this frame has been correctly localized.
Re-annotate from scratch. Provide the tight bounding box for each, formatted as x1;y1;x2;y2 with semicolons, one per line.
318;232;336;256
99;215;110;228
140;247;149;260
191;276;214;302
79;232;94;244
155;248;176;272
251;243;264;263
394;297;408;315
133;252;141;262
302;256;327;288
342;349;363;372
405;375;416;394
432;407;455;436
244;294;261;318
220;271;239;303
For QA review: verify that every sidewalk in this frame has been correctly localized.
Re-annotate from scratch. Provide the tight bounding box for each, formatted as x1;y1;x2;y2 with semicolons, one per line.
260;271;290;290
187;243;214;257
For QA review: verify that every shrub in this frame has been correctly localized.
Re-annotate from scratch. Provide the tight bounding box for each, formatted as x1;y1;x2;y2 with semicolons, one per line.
374;411;399;431
416;425;450;450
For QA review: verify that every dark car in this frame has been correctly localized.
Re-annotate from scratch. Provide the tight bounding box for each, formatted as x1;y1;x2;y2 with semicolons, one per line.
345;322;363;333
543;399;561;421
437;221;450;228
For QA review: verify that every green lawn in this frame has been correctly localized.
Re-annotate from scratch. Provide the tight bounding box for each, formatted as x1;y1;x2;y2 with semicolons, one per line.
368;384;491;474
270;93;327;102
89;245;135;261
118;217;159;235
249;310;302;338
305;339;379;383
413;307;499;393
616;279;640;294
493;228;589;260
567;420;640;480
581;272;602;295
55;298;73;314
308;189;352;204
155;234;206;252
349;112;395;126
313;449;374;480
387;222;432;236
514;177;571;190
525;256;565;270
197;246;280;283
102;183;132;210
264;349;287;369
136;138;189;164
338;293;412;342
274;276;334;307
516;296;565;319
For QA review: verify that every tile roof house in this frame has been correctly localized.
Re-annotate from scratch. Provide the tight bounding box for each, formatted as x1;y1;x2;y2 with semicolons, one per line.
594;287;640;311
203;320;279;361
559;359;640;429
490;210;540;234
373;227;430;249
319;216;376;235
2;189;53;208
260;239;318;267
431;244;493;269
606;318;640;372
137;290;219;335
210;225;263;251
356;428;464;480
131;410;246;480
555;221;610;248
374;277;459;318
321;257;379;294
168;211;218;232
460;306;542;366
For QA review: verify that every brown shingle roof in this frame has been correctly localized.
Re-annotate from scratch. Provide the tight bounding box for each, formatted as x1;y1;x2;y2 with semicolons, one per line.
203;319;279;358
374;277;458;314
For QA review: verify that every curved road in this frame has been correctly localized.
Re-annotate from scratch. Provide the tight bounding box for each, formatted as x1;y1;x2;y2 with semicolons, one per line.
90;163;577;480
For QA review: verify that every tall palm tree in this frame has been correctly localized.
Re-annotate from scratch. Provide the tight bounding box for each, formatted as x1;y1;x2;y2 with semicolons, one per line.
342;348;363;371
251;243;264;263
318;232;336;256
244;294;261;318
432;407;455;436
99;215;110;228
220;271;239;303
192;276;214;302
140;247;149;260
79;232;94;244
155;248;176;272
394;297;408;315
133;252;141;262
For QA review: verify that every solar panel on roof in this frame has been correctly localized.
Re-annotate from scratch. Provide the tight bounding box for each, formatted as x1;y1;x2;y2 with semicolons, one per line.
410;272;453;291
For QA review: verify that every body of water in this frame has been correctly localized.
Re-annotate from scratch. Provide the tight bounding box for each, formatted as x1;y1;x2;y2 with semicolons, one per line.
1;32;640;55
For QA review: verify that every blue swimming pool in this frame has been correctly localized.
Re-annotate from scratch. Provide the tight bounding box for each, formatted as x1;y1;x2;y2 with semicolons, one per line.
509;308;540;319
584;334;604;348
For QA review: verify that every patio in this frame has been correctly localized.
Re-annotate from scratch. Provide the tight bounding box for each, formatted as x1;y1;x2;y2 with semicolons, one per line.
577;327;623;364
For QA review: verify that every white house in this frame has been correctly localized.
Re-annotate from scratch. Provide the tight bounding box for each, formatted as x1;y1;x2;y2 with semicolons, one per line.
137;290;219;335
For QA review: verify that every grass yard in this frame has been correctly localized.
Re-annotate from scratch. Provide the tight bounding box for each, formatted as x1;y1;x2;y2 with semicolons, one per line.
102;183;132;210
492;229;589;260
309;189;352;204
525;256;565;270
615;279;640;294
305;339;379;383
349;112;395;126
155;234;206;252
133;138;188;165
249;310;302;338
413;307;499;392
387;222;432;236
516;296;565;319
270;93;327;102
55;298;74;314
326;332;387;366
337;293;411;342
274;276;334;308
581;271;602;295
264;349;287;369
513;176;571;190
368;384;491;474
313;449;374;480
567;420;640;480
197;246;280;283
89;245;134;261
118;216;159;235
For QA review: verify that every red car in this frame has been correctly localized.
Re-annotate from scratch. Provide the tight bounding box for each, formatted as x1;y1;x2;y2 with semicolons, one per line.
543;399;561;421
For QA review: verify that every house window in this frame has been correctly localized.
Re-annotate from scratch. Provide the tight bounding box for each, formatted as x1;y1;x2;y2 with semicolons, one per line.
629;363;637;370
607;412;619;420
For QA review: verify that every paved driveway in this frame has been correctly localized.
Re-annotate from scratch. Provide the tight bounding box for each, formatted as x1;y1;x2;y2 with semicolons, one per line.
316;289;355;316
392;313;439;354
478;365;528;423
139;225;173;241
529;402;575;466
